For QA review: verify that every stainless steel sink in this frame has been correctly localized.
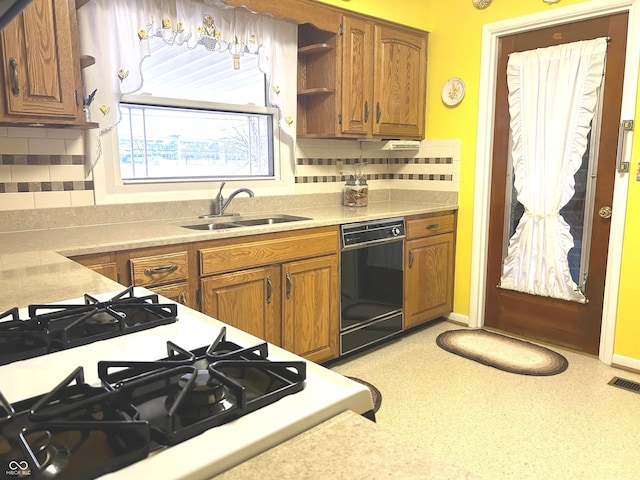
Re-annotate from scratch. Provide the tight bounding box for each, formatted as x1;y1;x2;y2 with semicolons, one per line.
232;215;311;226
181;222;242;231
180;214;311;231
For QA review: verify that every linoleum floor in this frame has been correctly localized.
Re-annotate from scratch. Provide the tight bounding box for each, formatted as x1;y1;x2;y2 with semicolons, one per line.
330;320;640;480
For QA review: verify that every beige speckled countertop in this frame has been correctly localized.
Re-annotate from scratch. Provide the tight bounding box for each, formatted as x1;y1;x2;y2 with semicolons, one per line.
0;200;456;310
215;410;480;479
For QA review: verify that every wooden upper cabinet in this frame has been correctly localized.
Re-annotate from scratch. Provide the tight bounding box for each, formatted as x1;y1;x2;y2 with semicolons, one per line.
341;16;373;136
372;24;427;138
341;17;427;139
0;0;83;124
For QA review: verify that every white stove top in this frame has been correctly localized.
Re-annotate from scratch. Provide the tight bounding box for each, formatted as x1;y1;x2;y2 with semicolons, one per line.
0;289;373;479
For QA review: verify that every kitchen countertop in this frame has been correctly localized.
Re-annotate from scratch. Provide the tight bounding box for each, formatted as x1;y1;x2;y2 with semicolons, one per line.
0;200;467;479
216;410;481;480
0;201;456;311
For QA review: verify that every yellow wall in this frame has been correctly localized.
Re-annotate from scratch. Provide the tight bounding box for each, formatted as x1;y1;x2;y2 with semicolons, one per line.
319;0;640;361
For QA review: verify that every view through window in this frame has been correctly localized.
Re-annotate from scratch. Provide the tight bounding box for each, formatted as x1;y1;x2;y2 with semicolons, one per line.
116;39;275;182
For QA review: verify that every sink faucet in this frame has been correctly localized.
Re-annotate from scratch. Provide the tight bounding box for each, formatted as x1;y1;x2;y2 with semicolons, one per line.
212;182;254;216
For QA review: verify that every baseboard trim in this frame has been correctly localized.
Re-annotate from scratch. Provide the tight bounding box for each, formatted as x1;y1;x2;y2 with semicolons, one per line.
612;354;640;374
447;312;469;326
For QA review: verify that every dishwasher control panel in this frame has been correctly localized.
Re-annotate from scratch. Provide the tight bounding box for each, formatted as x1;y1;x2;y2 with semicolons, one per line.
340;217;406;249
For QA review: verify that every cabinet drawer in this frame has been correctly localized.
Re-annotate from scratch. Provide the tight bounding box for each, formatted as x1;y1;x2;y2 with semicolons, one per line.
200;228;338;276
406;213;455;239
130;251;189;286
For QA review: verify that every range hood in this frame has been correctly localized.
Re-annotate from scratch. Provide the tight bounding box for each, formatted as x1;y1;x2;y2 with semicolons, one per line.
359;139;421;151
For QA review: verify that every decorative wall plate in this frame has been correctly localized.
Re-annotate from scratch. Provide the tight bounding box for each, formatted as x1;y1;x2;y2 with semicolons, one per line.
441;77;466;106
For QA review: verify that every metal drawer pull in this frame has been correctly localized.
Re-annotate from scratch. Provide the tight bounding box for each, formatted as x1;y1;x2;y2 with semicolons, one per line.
364;101;369;123
286;272;292;300
178;292;187;305
426;224;439;230
144;264;178;276
9;58;19;96
266;275;272;304
376;102;381;124
408;250;414;268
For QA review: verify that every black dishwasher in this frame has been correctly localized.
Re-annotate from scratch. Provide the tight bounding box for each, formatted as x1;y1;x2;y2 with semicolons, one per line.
340;217;405;355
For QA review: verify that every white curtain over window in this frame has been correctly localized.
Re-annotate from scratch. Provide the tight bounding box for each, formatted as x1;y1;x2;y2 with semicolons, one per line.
499;38;608;303
77;0;296;172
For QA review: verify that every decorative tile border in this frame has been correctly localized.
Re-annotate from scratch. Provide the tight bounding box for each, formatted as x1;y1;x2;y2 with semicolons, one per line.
296;158;389;166
0;181;94;193
0;155;84;165
294;156;455;184
295;173;392;184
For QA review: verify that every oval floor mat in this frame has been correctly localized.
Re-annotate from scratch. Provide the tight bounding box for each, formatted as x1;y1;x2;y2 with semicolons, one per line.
436;329;568;376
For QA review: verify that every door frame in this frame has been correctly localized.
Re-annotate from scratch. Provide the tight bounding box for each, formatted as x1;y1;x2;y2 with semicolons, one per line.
469;0;640;364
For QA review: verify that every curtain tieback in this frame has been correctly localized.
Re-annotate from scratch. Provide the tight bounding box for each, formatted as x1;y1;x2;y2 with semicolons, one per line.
524;208;559;219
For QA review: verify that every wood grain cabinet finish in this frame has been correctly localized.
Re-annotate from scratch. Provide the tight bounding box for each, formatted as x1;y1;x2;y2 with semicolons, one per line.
340;16;372;136
372;23;427;138
342;17;427;139
281;255;338;363
129;251;189;287
201;266;281;345
127;250;191;305
0;0;84;125
70;252;118;283
404;212;456;329
199;227;340;363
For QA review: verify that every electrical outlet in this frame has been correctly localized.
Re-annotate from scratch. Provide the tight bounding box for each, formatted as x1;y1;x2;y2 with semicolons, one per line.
336;159;343;176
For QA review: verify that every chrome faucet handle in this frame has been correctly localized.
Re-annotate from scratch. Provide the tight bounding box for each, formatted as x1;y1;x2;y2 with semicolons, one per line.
212;182;226;215
215;182;226;199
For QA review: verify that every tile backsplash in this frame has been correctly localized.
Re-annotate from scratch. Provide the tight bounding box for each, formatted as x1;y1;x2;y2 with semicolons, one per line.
0;127;91;211
0;127;460;212
294;138;460;193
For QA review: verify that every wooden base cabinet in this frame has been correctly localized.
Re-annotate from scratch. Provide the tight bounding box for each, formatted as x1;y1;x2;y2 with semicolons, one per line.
199;227;340;363
201;266;281;346
404;213;456;329
282;255;338;364
70;252;118;283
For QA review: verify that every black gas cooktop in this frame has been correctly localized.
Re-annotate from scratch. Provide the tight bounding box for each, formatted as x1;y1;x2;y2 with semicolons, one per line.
0;287;178;366
0;327;306;480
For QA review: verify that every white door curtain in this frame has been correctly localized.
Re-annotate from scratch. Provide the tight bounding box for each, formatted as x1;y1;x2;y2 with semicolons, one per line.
499;38;608;303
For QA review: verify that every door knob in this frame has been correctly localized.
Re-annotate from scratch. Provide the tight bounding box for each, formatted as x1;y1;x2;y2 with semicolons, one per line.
598;206;612;219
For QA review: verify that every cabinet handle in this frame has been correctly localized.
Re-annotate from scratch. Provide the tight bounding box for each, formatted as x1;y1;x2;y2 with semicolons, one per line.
9;58;19;96
408;250;414;268
364;101;369;123
144;264;178;276
426;224;439;230
178;292;187;305
285;272;292;300
265;275;272;304
376;102;381;124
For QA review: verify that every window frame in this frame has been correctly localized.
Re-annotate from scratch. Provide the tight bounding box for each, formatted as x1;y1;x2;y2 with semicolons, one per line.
92;96;287;206
117;95;278;183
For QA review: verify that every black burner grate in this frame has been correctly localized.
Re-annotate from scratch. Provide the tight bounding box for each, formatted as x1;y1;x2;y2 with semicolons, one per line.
0;328;305;480
0;287;178;365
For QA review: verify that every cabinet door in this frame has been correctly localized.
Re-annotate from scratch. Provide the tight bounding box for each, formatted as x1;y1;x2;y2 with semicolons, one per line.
341;16;372;136
373;24;427;138
0;0;81;120
404;233;454;329
152;282;189;306
201;266;281;345
282;255;338;363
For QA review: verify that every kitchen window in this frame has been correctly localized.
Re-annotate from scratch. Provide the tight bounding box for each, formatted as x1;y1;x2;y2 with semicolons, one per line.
77;1;297;204
118;100;275;182
116;37;276;183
